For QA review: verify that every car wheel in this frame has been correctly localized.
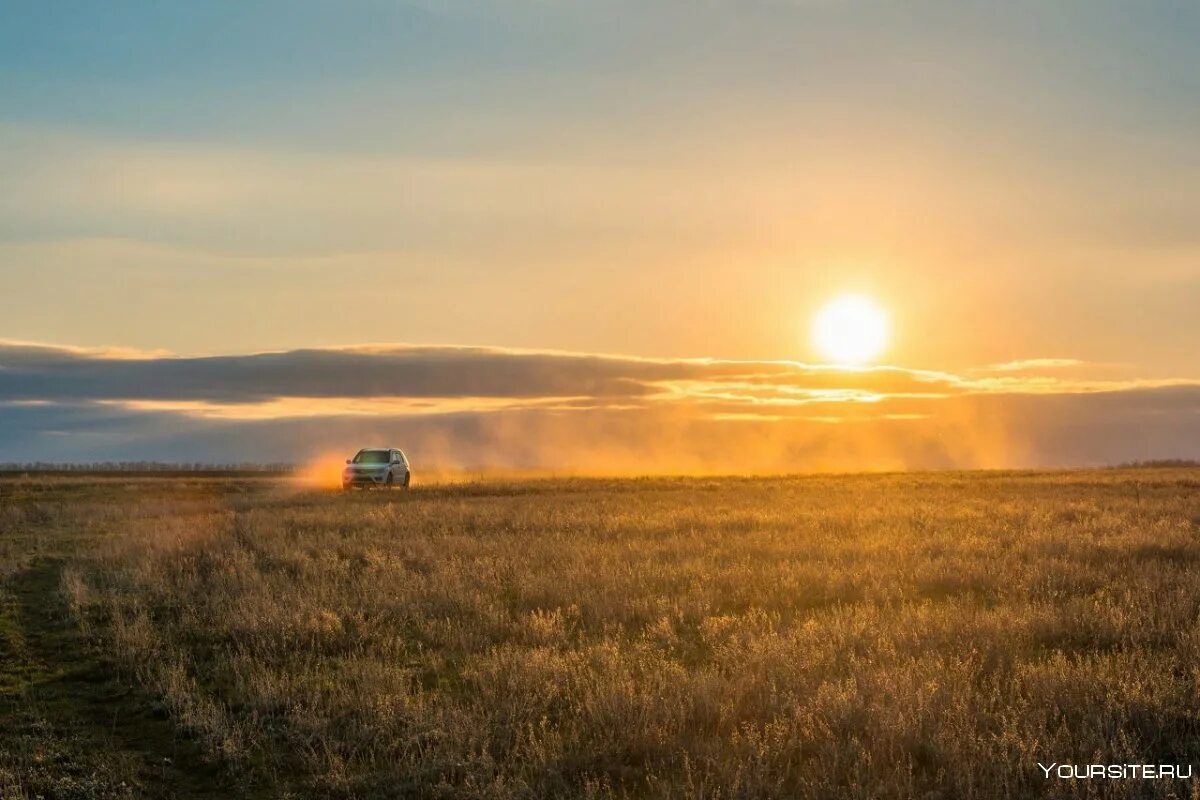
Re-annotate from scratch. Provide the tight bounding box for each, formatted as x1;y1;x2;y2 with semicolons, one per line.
385;473;394;488
403;473;411;490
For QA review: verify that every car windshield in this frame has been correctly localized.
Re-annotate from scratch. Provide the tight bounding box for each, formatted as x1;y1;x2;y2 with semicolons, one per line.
353;450;390;464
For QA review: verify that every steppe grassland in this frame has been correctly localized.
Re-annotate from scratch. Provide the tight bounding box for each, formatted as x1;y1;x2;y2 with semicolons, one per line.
7;471;1200;798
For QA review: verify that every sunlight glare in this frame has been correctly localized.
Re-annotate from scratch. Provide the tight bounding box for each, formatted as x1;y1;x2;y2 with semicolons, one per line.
812;294;890;365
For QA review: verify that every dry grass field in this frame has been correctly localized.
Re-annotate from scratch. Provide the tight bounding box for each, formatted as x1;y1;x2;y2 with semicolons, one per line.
3;470;1200;799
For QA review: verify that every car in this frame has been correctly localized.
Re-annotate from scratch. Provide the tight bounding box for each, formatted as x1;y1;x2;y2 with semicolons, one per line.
342;447;411;490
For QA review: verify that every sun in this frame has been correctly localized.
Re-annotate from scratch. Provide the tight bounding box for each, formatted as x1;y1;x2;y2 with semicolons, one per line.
812;294;890;365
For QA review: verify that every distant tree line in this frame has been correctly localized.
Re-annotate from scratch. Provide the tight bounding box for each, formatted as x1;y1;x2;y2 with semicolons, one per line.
1113;459;1200;469
0;461;294;473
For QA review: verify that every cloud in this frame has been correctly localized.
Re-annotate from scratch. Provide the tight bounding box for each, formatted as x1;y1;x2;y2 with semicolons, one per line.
0;340;1190;410
974;358;1085;373
1;340;1198;470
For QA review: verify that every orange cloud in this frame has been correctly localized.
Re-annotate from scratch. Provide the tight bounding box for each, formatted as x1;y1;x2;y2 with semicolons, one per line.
1;341;1198;471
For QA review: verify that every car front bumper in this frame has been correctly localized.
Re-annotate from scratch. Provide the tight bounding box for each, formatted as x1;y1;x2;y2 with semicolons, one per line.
342;471;388;487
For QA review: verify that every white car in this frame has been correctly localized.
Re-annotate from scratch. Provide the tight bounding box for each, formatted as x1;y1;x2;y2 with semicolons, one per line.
342;448;411;490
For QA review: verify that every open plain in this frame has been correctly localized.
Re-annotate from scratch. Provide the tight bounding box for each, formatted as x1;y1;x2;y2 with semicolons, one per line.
2;469;1200;799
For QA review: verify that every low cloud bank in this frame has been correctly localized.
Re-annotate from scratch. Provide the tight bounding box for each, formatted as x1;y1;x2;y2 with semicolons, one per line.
1;341;1197;472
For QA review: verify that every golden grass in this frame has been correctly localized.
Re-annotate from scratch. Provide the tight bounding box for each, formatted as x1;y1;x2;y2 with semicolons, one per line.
12;470;1200;797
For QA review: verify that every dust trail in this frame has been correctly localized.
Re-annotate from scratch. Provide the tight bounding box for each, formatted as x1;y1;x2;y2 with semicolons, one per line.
292;452;350;490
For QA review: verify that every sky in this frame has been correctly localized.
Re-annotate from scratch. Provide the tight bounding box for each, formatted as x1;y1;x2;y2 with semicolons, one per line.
1;1;1197;468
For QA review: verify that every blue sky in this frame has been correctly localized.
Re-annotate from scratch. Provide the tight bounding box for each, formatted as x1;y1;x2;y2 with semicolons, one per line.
1;1;1197;464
